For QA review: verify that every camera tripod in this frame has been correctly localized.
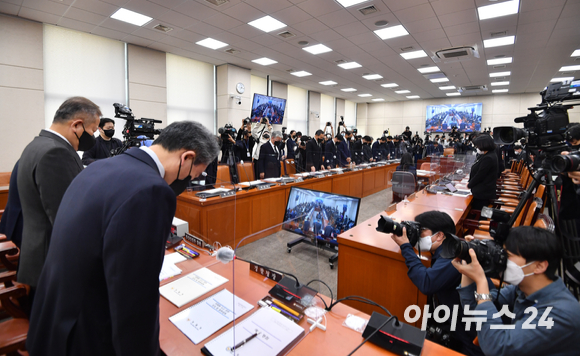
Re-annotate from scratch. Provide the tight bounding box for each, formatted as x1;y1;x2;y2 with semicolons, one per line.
503;153;580;296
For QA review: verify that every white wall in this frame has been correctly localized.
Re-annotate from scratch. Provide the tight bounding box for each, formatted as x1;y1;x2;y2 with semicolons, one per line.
286;85;308;134
251;75;267;99
320;93;334;130
362;93;580;140
0;14;44;172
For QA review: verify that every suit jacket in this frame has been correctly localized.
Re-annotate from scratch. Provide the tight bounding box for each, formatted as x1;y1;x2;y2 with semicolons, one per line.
258;141;281;178
0;160;23;248
324;140;338;168
17;130;84;287
337;140;351;166
305;138;322;171
81;135;123;165
27;147;175;356
468;151;498;200
286;138;297;159
362;144;373;163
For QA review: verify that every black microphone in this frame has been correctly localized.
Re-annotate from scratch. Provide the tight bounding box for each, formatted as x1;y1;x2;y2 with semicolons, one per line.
198;171;240;191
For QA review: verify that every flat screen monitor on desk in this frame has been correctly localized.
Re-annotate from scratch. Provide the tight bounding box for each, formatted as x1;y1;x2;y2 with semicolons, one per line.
283;187;361;241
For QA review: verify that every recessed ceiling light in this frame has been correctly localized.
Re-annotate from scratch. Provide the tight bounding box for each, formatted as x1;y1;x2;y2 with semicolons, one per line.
492;89;509;93
446;92;461;96
252;57;277;66
372;98;385;101
374;25;409;40
319;80;337;85
196;38;229;50
439;86;456;90
417;66;440;73
478;0;519;20
290;71;311;77
336;0;369;7
363;74;383;80
430;78;449;83
381;83;398;88
490;71;511;77
110;8;152;26
407;95;420;99
395;90;410;94
551;77;574;83
483;36;515;48
303;44;332;55
248;15;286;33
491;81;510;86
559;65;580;72
571;49;580;57
400;50;428;60
341;88;357;92
487;57;512;65
338;62;362;69
358;94;372;97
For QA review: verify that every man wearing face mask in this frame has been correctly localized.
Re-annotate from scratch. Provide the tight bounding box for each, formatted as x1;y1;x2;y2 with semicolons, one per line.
286;130;297;159
453;226;580;356
81;118;123;165
306;129;325;172
258;130;284;179
17;96;101;296
391;211;483;355
468;134;498;210
26;121;219;355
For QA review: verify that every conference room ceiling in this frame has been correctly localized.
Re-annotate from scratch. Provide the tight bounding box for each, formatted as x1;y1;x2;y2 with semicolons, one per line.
2;0;579;103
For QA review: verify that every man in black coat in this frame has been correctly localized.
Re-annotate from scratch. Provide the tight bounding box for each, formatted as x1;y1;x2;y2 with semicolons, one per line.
306;129;325;172
81;118;123;165
234;128;255;163
17;97;101;291
0;160;23;248
27;121;219;356
468;134;498;210
258;131;283;179
361;136;374;163
324;134;342;168
286;130;297;159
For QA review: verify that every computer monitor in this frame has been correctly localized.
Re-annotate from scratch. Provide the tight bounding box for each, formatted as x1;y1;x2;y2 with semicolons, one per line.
282;187;361;239
250;93;286;125
426;103;482;133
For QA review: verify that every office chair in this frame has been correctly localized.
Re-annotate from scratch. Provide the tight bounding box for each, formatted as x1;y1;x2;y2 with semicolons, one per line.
391;171;416;203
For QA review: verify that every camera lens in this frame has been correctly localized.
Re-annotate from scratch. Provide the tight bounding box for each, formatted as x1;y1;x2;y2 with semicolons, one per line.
552;153;580;173
376;216;402;236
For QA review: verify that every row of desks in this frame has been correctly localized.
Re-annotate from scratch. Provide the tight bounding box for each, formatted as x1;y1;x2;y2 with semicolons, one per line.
159;251;463;356
175;163;399;248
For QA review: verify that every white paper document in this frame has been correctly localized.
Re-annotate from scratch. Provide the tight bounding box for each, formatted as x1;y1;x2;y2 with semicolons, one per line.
159;267;229;308
169;289;254;344
202;307;304;356
238;180;264;187
159;252;187;282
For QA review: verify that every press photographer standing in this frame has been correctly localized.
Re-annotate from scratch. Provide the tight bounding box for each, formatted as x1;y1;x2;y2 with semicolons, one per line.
82;118;122;165
468;134;498;210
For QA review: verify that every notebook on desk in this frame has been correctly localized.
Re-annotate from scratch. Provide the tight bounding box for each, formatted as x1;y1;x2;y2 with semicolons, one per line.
201;307;305;356
159;267;229;308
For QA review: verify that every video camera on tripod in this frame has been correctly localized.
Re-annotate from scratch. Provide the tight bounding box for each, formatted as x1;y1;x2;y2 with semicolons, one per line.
111;103;162;155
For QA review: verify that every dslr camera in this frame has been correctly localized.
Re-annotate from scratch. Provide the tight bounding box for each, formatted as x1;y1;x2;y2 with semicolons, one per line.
376;216;422;247
220;123;236;143
112;103;162;155
326;122;332;127
261;117;268;125
440;234;507;279
243;117;251;125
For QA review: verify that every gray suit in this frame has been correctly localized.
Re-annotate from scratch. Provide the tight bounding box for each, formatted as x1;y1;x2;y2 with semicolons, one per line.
17;130;83;287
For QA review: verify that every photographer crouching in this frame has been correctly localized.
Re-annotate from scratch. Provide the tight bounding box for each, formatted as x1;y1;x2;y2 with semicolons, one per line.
451;226;580;356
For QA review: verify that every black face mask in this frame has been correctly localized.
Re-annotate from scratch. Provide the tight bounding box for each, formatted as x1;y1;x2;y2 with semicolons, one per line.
170;157;194;196
317;138;324;144
75;123;96;151
275;141;284;149
103;129;115;138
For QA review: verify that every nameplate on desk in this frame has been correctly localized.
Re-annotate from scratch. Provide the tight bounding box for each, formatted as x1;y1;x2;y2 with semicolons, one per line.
294;177;303;183
257;184;271;191
250;262;283;282
220;190;236;198
337;170;344;175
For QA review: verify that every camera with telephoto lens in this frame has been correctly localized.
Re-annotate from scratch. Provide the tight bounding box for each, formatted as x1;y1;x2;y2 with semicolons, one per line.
440;234;507;279
220;123;236;144
261;117;268;124
376;215;422;247
552;151;580;173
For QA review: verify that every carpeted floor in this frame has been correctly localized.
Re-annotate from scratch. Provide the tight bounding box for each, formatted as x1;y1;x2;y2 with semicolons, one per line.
236;188;393;300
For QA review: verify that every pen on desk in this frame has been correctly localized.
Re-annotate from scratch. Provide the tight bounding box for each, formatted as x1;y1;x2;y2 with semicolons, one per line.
271;298;300;317
271;306;300;321
230;332;260;351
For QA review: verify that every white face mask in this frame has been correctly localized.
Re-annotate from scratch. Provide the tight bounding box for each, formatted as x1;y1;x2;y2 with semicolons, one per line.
503;259;535;285
476;148;482;155
416;234;433;252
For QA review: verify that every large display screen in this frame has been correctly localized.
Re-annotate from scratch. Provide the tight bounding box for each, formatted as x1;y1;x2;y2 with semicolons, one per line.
250;93;286;125
282;187;361;240
426;103;482;132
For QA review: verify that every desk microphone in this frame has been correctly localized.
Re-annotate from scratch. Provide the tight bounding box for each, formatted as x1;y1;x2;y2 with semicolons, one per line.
199;171;241;191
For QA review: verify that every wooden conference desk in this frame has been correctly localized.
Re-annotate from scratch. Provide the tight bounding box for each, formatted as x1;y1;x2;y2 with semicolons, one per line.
158;253;462;356
337;192;472;324
175;163;398;248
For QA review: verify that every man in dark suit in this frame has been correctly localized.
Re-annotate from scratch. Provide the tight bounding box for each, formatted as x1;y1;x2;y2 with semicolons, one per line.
234;128;255;163
286;130;297;159
372;136;387;161
258;130;283;179
27;121;219;356
362;136;374;163
306;129;325;172
17;97;101;291
337;131;353;166
0;161;23;248
81;118;123;165
324;134;342;168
